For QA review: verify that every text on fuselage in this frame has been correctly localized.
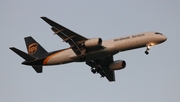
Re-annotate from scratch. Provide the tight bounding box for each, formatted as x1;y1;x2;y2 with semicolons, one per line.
114;34;145;42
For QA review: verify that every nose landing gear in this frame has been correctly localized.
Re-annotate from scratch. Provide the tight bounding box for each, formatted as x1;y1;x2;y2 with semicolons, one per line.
145;44;151;55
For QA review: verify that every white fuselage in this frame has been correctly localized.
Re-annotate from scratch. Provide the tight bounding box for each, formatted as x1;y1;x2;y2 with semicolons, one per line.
43;32;167;65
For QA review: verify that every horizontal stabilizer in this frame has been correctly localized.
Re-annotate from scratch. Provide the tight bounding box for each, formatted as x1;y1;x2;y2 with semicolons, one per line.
32;65;42;73
10;47;36;61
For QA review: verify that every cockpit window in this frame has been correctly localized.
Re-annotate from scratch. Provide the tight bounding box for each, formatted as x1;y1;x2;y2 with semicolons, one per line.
155;32;163;35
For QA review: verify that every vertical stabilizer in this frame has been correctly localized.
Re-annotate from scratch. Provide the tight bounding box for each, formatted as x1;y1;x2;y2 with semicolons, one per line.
24;36;47;57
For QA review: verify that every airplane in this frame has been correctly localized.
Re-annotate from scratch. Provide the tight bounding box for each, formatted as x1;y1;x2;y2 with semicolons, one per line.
10;17;167;82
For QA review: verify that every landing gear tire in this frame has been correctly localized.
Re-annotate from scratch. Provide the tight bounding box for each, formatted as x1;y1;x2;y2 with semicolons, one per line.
91;68;96;74
145;51;149;55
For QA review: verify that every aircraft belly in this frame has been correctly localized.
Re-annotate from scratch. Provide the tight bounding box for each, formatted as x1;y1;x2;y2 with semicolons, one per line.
44;52;74;65
85;48;117;60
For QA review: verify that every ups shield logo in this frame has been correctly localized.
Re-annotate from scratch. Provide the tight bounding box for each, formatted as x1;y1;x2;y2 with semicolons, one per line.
28;43;38;54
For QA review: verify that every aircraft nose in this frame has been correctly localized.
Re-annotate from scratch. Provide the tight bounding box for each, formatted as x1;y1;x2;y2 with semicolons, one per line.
163;36;167;41
161;35;167;43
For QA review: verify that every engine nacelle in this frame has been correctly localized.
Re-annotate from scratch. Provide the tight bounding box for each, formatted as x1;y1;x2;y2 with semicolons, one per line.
84;38;102;48
109;60;126;70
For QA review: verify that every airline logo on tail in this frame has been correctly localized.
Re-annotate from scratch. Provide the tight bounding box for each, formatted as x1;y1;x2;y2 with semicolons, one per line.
28;43;38;54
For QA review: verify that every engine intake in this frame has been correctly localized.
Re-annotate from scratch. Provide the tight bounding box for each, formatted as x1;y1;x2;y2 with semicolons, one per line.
84;38;102;48
109;60;126;70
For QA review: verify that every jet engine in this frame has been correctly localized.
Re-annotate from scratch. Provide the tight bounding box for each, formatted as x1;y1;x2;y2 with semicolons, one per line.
109;60;126;70
84;38;102;48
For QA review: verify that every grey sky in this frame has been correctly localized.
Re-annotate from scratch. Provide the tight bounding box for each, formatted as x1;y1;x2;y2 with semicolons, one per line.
1;0;180;102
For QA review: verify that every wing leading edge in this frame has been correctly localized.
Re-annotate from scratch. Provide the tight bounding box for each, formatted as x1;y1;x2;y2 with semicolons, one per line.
41;17;88;56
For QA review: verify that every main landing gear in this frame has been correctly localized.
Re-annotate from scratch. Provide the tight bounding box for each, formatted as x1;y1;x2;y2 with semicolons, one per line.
91;66;105;77
87;60;106;77
91;68;96;74
145;44;151;55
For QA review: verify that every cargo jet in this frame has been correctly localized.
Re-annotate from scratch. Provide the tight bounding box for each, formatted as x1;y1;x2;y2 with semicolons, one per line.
10;17;167;82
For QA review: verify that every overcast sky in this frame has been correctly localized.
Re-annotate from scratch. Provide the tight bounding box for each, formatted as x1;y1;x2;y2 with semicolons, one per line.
1;0;180;102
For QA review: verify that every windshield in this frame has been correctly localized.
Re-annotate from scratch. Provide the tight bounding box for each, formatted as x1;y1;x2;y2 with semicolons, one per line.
155;32;163;35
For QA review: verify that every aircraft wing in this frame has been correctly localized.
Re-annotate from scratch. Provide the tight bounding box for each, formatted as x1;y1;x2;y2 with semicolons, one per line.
86;56;115;82
104;70;115;82
41;17;88;55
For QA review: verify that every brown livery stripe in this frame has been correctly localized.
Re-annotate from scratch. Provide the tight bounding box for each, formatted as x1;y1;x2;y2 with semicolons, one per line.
43;49;68;65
